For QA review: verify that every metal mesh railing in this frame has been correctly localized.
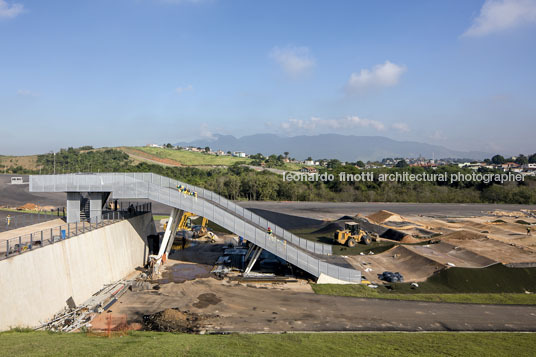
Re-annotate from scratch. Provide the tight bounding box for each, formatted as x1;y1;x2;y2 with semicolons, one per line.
1;203;151;261
1;210;65;232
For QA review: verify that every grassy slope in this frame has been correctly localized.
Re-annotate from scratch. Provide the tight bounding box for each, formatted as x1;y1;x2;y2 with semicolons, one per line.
314;264;536;305
0;155;38;170
134;146;253;166
1;331;535;357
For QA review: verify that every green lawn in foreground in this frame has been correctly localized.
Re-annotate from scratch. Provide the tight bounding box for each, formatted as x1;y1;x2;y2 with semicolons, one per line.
1;331;535;357
312;284;536;305
135;147;253;166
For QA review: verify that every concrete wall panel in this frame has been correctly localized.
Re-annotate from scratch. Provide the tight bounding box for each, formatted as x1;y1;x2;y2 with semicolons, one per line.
0;213;155;330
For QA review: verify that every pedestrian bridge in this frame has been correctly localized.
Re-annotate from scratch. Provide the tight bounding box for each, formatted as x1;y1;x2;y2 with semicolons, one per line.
30;173;361;283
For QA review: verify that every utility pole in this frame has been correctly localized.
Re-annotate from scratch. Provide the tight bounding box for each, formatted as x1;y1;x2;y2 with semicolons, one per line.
53;152;56;175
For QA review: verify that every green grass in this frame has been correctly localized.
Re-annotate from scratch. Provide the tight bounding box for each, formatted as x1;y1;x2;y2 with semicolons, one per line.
515;220;532;225
1;331;535;357
402;263;536;294
0;207;61;215
312;284;536;305
134;147;253;166
153;215;169;221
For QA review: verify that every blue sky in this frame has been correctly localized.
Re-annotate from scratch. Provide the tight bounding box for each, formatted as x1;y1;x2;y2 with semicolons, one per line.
1;0;535;155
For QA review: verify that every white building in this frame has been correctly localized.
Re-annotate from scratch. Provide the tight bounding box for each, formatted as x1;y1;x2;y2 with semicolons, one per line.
233;151;246;158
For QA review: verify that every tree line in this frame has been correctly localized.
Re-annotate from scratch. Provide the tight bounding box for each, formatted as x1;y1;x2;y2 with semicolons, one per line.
2;147;535;204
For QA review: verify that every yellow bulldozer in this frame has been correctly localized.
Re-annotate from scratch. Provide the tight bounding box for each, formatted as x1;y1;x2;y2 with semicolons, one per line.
334;222;373;247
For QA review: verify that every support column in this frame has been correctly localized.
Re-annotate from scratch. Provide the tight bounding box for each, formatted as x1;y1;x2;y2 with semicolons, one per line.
66;192;81;223
156;208;184;260
88;192;107;223
244;246;263;275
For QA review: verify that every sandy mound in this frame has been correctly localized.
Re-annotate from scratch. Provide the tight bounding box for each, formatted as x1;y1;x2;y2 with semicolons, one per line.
440;230;486;241
367;210;404;224
487;210;526;218
399;235;421;244
18;203;39;210
40;205;56;211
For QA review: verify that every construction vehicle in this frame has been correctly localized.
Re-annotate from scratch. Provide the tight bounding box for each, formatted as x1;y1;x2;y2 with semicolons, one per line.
191;217;209;238
334;222;373;247
165;212;209;238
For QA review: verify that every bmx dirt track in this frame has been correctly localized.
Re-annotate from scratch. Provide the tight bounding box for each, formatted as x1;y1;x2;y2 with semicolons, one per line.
106;245;536;333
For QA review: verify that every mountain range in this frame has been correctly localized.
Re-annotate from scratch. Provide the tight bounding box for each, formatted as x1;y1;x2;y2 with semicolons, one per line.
178;134;491;162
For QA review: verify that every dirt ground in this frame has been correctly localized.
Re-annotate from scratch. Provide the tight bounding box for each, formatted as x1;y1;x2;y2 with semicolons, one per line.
101;242;536;332
346;246;444;283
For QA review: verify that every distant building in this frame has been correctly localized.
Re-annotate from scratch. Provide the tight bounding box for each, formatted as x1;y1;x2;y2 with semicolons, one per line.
10;177;23;185
304;160;315;166
147;144;163;148
233;151;246;158
500;162;521;171
300;167;317;173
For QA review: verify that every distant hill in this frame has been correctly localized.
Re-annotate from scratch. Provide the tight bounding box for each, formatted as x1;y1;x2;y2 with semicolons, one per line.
177;134;490;162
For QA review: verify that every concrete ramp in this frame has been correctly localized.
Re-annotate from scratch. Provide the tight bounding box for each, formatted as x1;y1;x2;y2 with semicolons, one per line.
30;173;362;283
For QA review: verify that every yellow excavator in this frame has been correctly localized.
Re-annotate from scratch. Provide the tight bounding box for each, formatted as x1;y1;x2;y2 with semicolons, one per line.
334;222;373;247
165;212;209;238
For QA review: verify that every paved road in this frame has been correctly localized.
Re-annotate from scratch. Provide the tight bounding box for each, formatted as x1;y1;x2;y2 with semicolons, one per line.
238;201;536;220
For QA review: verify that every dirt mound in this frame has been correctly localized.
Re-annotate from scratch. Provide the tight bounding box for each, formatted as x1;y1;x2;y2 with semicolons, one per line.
313;221;346;234
440;230;486;241
487;210;526;218
40;205;56;211
367;210;404;224
337;215;357;221
399;235;421;244
143;308;205;333
380;228;409;242
17;203;39;210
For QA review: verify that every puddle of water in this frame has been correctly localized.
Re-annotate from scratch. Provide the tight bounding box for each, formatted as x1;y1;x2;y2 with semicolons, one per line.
193;293;221;309
170;238;199;252
159;263;212;284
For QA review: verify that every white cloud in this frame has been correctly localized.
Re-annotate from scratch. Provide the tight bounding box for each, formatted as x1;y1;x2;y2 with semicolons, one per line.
429;130;447;141
176;84;193;95
392;122;410;133
270;46;315;78
199;123;215;140
346;60;406;93
17;89;38;97
0;0;23;18
463;0;536;37
280;116;386;132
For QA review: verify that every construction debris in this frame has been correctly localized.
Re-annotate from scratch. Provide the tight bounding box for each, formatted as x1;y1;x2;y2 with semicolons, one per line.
36;280;132;332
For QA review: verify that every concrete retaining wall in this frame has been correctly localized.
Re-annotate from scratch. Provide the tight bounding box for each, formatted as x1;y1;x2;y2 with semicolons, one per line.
0;213;155;330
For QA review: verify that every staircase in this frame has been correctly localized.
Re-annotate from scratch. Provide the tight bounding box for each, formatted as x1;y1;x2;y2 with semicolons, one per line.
80;197;90;222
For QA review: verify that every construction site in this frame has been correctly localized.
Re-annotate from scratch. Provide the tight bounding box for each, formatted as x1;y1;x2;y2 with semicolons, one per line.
1;173;536;334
